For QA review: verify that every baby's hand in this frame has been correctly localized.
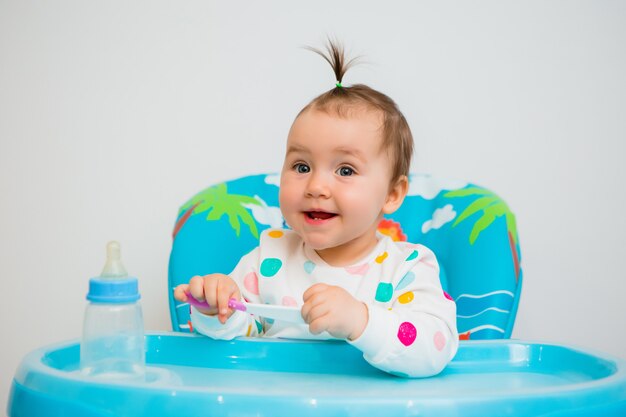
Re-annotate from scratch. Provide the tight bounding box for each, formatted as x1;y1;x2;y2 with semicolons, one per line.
174;274;241;324
301;284;368;341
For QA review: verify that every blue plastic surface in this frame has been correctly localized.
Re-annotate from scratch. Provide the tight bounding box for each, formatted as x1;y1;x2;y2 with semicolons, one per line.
8;333;626;417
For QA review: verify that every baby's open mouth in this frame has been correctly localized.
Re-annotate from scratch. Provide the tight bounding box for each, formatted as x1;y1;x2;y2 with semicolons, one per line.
305;211;337;220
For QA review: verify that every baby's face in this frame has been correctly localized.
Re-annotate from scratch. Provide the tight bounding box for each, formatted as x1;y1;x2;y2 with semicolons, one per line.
279;109;396;266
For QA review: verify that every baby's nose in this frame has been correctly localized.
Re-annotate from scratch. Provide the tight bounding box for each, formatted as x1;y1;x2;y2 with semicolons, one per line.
305;172;330;198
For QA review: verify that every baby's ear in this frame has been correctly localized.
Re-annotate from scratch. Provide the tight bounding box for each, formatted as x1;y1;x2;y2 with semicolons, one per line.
382;175;409;215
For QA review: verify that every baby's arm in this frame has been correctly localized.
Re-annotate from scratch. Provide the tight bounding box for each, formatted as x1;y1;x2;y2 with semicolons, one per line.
351;247;458;378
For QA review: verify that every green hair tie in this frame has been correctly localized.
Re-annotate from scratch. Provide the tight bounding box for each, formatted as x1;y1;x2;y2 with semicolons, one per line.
335;82;343;88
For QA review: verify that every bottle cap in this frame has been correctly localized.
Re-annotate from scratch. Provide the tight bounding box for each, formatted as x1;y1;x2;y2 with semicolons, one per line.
86;241;140;303
87;276;140;303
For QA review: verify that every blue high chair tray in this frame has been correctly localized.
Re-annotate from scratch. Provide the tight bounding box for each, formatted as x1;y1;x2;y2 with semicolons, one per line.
8;333;626;416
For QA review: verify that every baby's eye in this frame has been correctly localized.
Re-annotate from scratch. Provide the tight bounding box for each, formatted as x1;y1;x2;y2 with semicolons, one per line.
337;166;355;176
294;163;310;174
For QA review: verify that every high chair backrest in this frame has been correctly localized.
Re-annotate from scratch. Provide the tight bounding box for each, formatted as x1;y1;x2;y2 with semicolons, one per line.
168;173;523;340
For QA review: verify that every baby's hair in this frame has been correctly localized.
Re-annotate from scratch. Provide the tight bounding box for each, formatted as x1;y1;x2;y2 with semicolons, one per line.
303;42;360;89
298;39;414;183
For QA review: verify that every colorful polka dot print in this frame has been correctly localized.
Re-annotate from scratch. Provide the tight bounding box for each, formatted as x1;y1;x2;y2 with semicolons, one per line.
398;291;414;304
397;322;417;346
375;282;393;302
395;271;415;291
260;258;282;277
303;260;315;274
344;263;370;276
375;251;389;264
243;272;259;295
434;331;446;351
405;250;419;261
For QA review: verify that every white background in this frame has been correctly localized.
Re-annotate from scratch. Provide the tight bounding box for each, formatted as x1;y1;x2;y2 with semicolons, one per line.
1;0;625;411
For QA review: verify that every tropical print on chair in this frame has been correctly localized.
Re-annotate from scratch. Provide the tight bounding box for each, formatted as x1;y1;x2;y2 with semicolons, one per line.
168;173;522;340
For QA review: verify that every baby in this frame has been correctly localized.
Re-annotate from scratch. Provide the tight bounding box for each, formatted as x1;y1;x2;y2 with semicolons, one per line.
174;41;458;377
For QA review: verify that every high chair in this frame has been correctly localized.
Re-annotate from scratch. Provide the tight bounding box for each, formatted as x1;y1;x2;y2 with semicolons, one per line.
9;174;626;417
168;173;523;340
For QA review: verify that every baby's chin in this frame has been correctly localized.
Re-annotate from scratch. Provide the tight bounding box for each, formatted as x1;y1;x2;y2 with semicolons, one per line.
302;238;334;251
307;238;354;254
298;230;362;250
299;236;342;253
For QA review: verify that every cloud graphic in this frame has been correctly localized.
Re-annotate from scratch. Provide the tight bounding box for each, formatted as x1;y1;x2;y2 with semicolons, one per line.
243;195;284;228
265;174;281;187
422;204;457;233
407;174;468;200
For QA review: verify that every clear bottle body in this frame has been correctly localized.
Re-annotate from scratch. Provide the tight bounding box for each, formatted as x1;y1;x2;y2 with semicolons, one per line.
80;301;145;380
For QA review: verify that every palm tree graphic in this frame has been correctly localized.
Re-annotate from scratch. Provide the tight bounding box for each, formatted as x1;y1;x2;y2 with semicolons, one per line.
173;183;261;239
444;187;520;280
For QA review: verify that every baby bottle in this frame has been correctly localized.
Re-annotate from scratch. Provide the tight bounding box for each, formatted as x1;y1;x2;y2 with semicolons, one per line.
80;241;145;380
